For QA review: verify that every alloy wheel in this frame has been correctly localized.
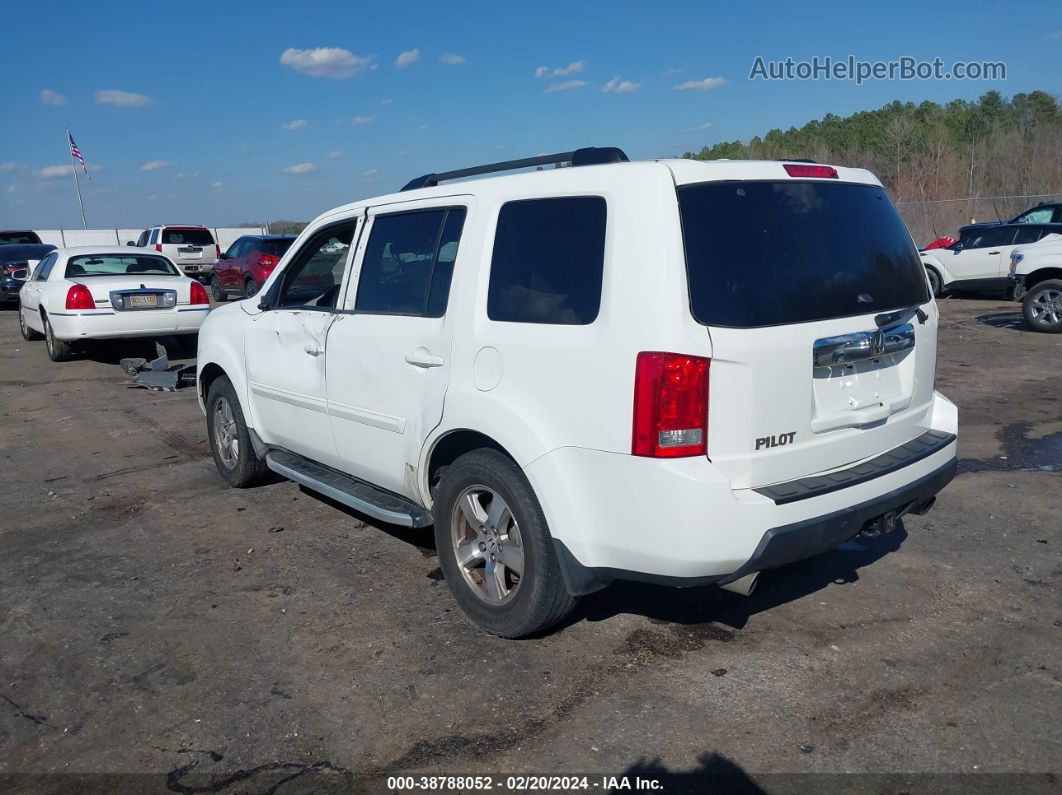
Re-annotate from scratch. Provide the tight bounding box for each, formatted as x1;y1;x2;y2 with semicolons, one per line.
212;396;240;468
1030;288;1062;328
450;486;524;605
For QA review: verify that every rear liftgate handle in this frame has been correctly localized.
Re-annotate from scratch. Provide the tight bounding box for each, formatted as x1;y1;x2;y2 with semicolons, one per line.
405;347;445;368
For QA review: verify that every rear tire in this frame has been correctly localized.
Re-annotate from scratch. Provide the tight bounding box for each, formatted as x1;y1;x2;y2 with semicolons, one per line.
210;275;227;302
925;267;943;298
1022;279;1062;333
43;314;74;361
244;277;259;298
433;449;576;638
206;375;271;487
19;305;43;341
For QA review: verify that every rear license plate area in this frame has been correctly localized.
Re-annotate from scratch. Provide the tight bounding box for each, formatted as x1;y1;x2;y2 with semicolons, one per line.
128;294;159;308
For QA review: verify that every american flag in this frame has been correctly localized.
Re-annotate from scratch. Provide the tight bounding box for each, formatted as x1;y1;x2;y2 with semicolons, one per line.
68;131;88;175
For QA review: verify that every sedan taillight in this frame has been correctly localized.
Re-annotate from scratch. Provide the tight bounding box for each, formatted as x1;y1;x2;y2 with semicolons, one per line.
189;281;209;305
65;284;95;310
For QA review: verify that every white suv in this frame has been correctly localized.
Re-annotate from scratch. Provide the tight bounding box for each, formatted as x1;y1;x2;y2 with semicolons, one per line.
196;148;958;637
131;225;219;279
1009;233;1062;332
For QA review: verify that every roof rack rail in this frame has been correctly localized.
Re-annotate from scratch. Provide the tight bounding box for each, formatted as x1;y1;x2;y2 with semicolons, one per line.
776;158;817;163
401;146;629;192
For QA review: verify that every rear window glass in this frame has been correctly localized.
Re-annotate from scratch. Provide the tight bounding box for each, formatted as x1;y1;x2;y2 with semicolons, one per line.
260;238;295;257
0;231;42;244
488;197;606;325
678;181;928;327
66;255;178;277
162;228;215;246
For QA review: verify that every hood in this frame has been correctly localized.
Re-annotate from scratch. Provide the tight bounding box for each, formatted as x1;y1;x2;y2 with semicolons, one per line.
0;244;56;263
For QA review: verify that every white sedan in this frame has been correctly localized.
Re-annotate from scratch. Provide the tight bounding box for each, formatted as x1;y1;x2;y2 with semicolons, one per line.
18;246;211;361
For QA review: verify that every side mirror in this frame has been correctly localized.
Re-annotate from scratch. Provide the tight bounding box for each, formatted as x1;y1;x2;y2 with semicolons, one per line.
126;241;135;246
257;296;271;311
949;241;963;251
217;252;230;260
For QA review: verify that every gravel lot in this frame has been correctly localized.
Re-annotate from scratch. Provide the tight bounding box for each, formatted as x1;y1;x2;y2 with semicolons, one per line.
0;297;1058;793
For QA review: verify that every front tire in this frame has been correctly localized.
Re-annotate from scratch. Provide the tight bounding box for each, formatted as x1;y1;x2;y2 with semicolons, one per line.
1022;279;1062;333
19;305;43;340
206;375;271;487
244;277;259;298
925;267;943;298
434;449;576;638
210;275;227;302
43;314;74;361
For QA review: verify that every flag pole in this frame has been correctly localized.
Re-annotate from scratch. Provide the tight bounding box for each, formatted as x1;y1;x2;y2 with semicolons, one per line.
66;126;87;229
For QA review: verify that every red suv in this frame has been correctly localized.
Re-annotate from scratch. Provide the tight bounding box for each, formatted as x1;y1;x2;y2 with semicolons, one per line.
209;235;296;301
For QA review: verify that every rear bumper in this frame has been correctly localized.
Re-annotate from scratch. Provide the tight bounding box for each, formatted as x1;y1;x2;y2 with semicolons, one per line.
526;391;958;595
47;306;209;340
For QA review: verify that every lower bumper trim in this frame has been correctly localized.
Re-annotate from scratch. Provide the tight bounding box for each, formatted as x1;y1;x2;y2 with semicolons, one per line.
553;456;957;596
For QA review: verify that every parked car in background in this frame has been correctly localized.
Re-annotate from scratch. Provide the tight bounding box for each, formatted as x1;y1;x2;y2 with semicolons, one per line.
1010;235;1062;332
197;148;957;638
0;230;43;245
1;243;56;303
960;201;1062;235
209;235;296;301
920;223;1062;296
19;247;210;361
130;225;219;280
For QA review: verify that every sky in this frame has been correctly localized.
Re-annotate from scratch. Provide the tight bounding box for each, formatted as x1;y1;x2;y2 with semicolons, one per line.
1;0;1058;229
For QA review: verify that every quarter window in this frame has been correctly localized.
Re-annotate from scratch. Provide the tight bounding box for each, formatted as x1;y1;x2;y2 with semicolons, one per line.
274;221;356;309
355;208;467;317
1012;227;1046;245
487;197;606;325
34;253;58;281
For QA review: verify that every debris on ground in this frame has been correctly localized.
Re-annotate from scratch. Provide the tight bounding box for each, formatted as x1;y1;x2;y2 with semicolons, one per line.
121;354;196;391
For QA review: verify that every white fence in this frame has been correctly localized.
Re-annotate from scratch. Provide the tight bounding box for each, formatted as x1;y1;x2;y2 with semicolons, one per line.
34;227;268;252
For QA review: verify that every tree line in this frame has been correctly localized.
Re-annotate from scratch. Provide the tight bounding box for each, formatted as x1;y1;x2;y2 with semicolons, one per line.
683;91;1062;244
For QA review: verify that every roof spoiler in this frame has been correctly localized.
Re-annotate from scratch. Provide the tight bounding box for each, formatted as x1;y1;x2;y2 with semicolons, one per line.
400;146;629;191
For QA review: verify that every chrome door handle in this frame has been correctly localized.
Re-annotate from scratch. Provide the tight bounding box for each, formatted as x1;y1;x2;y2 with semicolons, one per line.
988;251;1001;255
405;348;444;368
303;342;324;356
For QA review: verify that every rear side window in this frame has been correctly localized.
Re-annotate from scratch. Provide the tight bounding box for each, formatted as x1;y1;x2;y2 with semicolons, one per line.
1012;227;1046;245
355;208;466;317
488;197;606;325
678;181;928;328
162;228;215;246
0;231;41;244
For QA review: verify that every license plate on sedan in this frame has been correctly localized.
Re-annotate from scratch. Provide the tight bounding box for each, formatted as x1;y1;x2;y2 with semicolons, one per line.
128;294;159;308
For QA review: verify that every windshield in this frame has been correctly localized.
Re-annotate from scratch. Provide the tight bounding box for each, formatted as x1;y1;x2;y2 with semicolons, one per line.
66;255;179;277
0;231;42;245
678;181;928;327
162;228;215;245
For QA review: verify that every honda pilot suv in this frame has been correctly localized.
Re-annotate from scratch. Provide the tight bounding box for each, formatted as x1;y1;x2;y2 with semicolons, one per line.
197;147;958;637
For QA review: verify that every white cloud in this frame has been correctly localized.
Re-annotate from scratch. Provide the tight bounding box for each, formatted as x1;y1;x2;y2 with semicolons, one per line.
1047;30;1062;40
6;185;17;194
602;76;641;94
439;53;466;65
0;162;20;173
281;119;308;130
211;181;224;190
396;48;420;68
176;171;200;178
351;115;375;125
327;150;344;159
280;47;373;78
95;89;152;107
545;80;587;94
40;89;67;106
284;162;317;174
37;164;102;178
380;98;394;106
535;61;585;79
695;122;713;130
675;77;726;92
362;168;378;180
139;160;170;171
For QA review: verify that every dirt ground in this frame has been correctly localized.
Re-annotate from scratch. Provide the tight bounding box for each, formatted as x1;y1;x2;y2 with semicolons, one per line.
0;297;1059;793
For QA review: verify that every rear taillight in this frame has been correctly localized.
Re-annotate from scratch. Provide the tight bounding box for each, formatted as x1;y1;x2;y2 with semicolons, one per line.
215;244;221;259
65;284;95;310
632;352;710;458
189;281;209;305
155;243;163;252
255;255;278;269
783;163;838;179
